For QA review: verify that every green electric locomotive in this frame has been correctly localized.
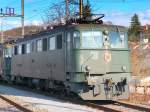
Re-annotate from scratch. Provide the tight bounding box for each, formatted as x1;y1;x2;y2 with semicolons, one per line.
2;17;131;100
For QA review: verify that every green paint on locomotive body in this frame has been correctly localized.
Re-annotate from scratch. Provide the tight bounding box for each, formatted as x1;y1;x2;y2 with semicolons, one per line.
70;24;131;82
74;49;130;73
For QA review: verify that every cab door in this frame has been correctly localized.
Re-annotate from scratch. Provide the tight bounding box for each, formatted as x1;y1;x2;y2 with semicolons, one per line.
65;32;73;80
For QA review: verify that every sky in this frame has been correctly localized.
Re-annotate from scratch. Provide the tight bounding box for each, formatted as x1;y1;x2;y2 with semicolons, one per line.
0;0;150;30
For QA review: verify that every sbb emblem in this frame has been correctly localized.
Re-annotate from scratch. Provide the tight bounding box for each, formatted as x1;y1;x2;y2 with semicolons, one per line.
104;51;111;63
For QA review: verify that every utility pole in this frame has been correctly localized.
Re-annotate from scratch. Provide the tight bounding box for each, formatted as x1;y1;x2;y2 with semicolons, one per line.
0;18;3;43
65;0;69;21
21;0;24;37
79;0;83;18
65;0;83;19
0;0;24;42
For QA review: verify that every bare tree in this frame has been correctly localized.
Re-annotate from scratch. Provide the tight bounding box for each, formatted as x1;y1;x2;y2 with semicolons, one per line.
43;1;78;27
43;2;66;27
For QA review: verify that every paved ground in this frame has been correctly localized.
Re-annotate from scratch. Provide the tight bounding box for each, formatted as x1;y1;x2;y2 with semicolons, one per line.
0;98;21;112
0;85;102;112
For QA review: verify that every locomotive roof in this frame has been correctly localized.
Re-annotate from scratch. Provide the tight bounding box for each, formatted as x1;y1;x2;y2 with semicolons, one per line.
8;24;127;44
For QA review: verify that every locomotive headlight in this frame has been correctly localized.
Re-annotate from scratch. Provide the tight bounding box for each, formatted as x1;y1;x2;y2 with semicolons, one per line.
85;66;91;72
120;34;125;39
103;30;109;36
122;66;127;71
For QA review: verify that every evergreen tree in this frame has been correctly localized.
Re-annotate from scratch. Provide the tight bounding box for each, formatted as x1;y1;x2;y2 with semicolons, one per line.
128;14;141;41
82;0;92;19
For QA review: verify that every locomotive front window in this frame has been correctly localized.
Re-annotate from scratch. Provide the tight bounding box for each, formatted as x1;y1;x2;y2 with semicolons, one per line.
81;31;102;48
109;32;127;48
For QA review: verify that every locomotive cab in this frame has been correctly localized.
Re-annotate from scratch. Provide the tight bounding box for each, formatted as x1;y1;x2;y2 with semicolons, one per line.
66;24;131;100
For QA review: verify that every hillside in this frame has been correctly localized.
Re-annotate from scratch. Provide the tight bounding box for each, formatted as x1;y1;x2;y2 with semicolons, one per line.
3;25;43;41
129;42;150;76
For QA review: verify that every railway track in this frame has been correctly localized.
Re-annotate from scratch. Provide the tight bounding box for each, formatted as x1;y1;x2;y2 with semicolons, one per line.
0;83;150;112
116;101;150;111
84;101;150;112
0;94;32;112
79;101;122;112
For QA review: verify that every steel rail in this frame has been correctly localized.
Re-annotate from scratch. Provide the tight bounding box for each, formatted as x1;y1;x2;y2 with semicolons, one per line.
116;101;150;111
85;102;122;112
0;94;33;112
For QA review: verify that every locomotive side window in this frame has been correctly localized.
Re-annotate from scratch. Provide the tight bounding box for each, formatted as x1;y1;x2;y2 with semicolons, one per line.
22;44;26;54
56;34;62;49
36;39;42;52
49;37;56;50
73;31;80;48
18;45;22;55
81;31;103;48
43;38;48;51
14;46;18;55
31;42;34;52
26;43;31;53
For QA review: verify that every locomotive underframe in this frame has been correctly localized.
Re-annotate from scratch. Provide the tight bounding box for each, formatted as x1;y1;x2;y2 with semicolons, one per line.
7;71;130;100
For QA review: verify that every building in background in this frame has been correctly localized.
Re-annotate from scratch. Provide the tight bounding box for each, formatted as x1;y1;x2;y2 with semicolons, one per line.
140;24;150;43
